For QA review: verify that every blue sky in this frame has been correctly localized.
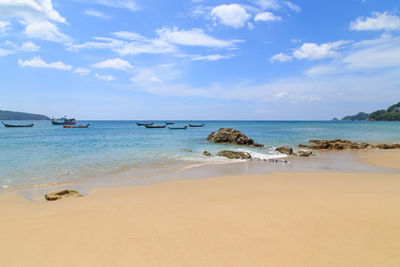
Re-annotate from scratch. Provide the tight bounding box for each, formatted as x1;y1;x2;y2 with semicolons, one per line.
1;0;400;120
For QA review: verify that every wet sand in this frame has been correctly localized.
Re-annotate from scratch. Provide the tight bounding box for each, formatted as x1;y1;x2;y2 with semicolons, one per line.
0;150;400;266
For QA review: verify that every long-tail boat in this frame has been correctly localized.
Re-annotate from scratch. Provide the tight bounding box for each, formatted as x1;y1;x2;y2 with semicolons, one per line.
188;124;205;127
168;126;187;130
63;124;90;128
136;122;154;126
2;122;34;128
144;124;166;128
51;117;76;125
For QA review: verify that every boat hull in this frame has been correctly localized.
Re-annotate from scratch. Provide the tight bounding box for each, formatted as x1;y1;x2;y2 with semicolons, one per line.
2;122;34;128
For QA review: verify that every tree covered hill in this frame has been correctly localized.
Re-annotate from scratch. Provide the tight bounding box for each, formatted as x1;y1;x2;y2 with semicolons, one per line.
0;110;50;120
340;101;400;121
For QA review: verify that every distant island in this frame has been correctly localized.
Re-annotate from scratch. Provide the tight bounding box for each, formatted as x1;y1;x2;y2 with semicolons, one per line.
0;110;50;120
337;101;400;121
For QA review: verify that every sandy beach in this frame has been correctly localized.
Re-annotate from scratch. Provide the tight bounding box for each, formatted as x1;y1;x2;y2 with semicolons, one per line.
1;151;400;267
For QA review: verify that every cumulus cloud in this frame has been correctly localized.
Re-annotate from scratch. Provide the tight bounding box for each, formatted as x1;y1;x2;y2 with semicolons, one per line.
254;12;282;22
18;56;72;70
74;67;91;76
293;41;348;60
0;47;11;56
91;58;133;70
84;9;111;20
211;4;251;28
0;0;70;42
253;0;281;10
95;73;115;81
350;12;400;31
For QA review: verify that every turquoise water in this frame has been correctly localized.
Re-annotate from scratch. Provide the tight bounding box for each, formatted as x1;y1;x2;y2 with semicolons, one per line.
1;120;400;190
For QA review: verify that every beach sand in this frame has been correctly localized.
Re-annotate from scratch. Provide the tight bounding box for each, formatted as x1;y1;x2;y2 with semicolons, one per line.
0;151;400;266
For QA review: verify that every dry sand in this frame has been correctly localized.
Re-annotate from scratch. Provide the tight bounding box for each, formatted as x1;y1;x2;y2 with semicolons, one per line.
0;151;400;267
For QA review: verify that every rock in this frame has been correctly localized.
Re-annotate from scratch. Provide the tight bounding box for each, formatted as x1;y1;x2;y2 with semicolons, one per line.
45;189;82;201
217;150;251;160
275;146;293;155
374;143;400;149
181;148;193;152
294;151;315;157
203;150;211;156
207;128;264;147
299;139;373;150
268;159;288;163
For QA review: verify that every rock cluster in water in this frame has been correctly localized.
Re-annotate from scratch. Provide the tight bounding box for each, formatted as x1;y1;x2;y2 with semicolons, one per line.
45;189;82;201
217;150;251;159
275;146;293;155
298;139;400;150
207;128;264;147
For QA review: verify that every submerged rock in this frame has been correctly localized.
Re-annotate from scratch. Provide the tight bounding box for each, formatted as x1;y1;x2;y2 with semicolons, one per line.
275;146;293;155
45;189;82;201
207;128;264;147
217;150;251;160
181;148;194;153
203;150;212;156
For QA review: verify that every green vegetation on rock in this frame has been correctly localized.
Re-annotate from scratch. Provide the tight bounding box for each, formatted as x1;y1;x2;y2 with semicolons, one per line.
340;101;400;121
341;112;369;121
0;110;50;120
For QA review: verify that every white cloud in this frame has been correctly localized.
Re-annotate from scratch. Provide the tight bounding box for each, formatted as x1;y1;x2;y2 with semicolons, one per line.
157;27;238;47
191;54;232;61
211;4;251;28
85;0;139;11
74;67;91;76
253;0;281;10
0;20;10;33
293;41;348;60
270;52;292;62
254;12;282;22
95;73;115;81
112;31;146;40
21;41;40;51
350;12;400;31
285;1;301;12
0;0;69;42
18;56;72;70
0;47;12;56
84;9;111;20
91;58;133;70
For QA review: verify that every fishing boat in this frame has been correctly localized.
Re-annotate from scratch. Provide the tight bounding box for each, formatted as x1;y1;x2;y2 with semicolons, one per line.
188;124;205;127
63;124;90;128
2;122;34;128
145;124;166;128
168;126;187;130
51;117;76;125
136;122;154;126
165;122;175;125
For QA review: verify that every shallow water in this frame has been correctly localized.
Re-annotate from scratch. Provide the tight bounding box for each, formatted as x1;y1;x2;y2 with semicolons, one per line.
1;120;400;191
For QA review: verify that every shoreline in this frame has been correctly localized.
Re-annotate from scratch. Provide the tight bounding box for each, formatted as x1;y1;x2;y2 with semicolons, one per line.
0;150;400;266
3;148;398;201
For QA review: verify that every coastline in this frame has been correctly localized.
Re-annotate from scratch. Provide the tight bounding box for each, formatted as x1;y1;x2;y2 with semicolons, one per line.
1;150;400;266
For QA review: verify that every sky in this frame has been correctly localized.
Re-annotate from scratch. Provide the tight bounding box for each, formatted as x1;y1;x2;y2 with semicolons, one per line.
0;0;400;120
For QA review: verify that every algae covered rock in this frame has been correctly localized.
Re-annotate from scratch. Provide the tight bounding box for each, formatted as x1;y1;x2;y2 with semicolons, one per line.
217;150;251;160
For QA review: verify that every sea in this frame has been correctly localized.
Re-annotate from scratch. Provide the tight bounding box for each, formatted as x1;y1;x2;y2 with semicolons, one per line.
1;120;400;192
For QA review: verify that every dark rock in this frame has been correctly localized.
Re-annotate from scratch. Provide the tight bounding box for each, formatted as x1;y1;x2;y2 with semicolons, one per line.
217;150;251;160
207;128;263;147
374;143;400;149
275;146;293;155
294;151;315;157
203;151;211;156
181;148;194;152
268;159;288;163
45;190;82;201
298;139;400;150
